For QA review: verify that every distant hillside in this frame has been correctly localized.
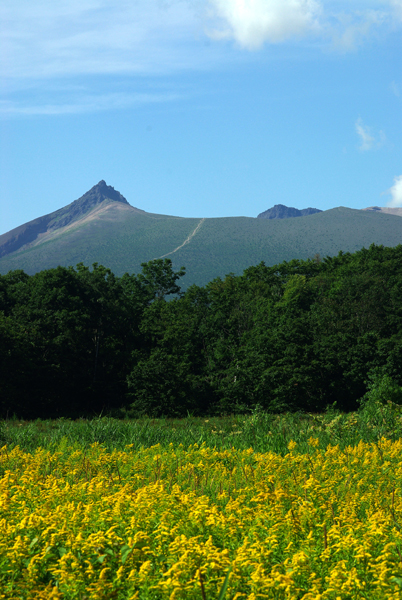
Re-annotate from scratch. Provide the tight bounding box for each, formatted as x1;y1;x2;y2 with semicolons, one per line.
1;184;402;288
257;204;322;219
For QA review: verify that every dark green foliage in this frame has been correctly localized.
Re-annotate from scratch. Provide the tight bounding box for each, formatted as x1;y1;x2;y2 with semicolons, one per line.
0;259;185;418
2;244;402;418
361;373;402;407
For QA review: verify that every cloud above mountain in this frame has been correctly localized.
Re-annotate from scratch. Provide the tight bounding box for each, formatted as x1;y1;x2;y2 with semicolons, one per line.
205;0;402;50
385;175;402;208
2;1;401;82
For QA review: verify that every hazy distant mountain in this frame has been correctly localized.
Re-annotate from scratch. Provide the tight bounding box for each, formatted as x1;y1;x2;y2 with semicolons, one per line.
363;206;402;217
257;204;322;219
2;183;402;289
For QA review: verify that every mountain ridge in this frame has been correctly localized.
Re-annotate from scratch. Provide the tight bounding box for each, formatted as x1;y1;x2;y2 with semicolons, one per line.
2;183;402;289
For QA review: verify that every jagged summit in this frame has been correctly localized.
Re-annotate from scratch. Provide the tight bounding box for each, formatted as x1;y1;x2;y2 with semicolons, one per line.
78;180;129;208
48;180;130;230
257;204;322;219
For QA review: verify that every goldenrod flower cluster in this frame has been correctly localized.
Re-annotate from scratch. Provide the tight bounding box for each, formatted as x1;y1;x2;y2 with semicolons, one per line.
0;438;402;599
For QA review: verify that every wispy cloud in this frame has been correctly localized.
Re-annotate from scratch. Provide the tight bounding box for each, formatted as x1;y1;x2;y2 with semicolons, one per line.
389;0;402;21
0;0;203;80
328;9;386;51
0;91;181;116
390;81;400;96
355;118;375;151
384;175;402;207
355;117;386;151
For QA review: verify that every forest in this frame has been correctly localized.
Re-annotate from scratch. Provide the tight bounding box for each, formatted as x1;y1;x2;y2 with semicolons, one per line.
1;243;402;420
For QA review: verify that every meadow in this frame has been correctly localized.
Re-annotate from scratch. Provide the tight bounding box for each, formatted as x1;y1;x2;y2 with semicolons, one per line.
1;399;402;599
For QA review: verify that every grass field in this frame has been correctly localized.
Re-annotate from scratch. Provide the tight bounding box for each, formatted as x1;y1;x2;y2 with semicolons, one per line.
1;400;402;599
1;398;402;455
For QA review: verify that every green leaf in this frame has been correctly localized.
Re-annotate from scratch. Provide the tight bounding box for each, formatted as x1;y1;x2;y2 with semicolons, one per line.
217;566;232;600
29;537;39;549
121;544;132;565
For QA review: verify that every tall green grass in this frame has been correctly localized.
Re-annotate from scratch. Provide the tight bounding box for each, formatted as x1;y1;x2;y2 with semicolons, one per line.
1;397;401;455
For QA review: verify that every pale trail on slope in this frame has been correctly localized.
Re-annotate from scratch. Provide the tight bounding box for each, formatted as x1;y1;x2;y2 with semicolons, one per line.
155;218;205;260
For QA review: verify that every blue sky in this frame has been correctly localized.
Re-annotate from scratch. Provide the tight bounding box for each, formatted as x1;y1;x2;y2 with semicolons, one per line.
1;0;401;234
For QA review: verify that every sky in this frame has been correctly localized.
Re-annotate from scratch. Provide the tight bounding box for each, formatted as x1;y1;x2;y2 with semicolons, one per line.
0;0;401;234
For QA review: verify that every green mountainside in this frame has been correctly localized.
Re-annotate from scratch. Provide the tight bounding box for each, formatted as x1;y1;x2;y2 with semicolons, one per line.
1;181;402;287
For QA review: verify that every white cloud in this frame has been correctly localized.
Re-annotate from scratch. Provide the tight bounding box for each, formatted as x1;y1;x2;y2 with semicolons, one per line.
355;118;375;151
390;81;400;96
384;175;402;207
205;1;402;50
206;0;322;49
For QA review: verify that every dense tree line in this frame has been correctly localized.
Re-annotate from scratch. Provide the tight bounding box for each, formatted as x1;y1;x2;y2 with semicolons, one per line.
1;244;402;419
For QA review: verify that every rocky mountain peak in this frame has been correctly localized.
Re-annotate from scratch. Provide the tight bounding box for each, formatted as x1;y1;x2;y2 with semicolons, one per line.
257;204;322;219
46;181;129;231
82;181;129;206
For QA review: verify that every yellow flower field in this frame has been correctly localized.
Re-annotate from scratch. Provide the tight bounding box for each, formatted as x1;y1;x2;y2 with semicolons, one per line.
0;438;401;599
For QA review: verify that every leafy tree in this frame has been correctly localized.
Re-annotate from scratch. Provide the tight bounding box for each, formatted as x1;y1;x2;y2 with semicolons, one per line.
136;258;185;302
361;373;402;407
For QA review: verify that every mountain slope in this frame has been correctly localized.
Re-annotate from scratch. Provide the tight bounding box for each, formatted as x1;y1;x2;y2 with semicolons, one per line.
1;184;402;288
164;207;402;286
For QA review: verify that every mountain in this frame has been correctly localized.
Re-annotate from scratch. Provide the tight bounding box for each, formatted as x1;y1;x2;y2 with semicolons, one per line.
1;184;402;289
257;204;322;219
0;181;135;259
